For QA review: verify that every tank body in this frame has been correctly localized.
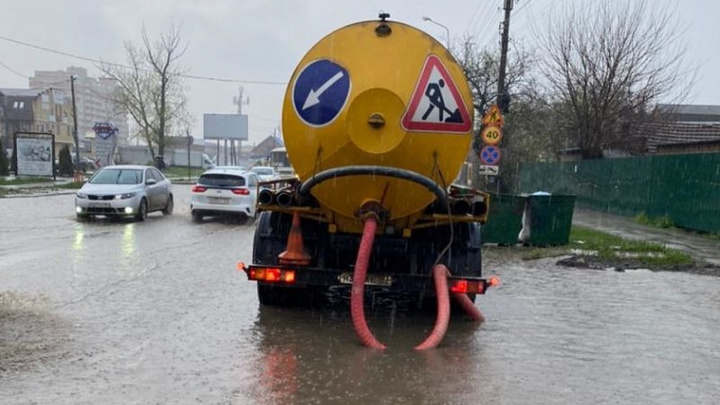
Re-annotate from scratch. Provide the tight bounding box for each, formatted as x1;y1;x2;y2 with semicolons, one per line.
282;20;474;230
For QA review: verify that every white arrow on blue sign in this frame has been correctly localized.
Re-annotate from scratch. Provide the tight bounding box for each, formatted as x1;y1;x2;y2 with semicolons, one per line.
292;59;351;127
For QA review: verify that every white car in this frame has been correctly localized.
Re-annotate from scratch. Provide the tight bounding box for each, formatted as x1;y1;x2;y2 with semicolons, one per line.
250;166;276;182
75;165;173;221
190;167;259;223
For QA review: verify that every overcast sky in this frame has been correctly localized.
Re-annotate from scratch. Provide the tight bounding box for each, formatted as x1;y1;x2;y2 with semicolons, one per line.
0;0;716;145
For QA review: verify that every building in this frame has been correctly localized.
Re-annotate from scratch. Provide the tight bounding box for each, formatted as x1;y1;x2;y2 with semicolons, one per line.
0;88;75;156
654;104;720;123
0;89;36;149
644;104;720;154
248;135;284;162
29;66;129;150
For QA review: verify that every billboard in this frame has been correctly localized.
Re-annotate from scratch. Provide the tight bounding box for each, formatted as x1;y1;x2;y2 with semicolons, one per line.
203;114;248;140
14;132;55;177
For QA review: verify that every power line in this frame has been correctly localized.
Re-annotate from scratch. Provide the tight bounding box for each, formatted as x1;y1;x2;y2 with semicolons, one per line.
464;0;487;34
514;0;532;16
0;33;287;86
0;78;72;96
0;59;28;79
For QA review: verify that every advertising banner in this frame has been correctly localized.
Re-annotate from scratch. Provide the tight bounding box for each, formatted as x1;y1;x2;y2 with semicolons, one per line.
15;133;54;177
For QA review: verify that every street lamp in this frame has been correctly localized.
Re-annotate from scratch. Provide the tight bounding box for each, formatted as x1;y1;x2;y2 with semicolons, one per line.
422;16;450;48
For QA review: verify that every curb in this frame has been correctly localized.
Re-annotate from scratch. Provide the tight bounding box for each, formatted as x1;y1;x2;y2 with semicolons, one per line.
2;190;78;198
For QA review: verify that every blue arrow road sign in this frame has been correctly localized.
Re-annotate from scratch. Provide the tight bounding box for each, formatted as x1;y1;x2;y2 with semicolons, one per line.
292;59;351;127
480;145;502;165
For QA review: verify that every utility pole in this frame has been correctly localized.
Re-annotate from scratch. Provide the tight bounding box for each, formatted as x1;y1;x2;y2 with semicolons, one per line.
70;75;81;176
233;86;249;165
497;0;514;111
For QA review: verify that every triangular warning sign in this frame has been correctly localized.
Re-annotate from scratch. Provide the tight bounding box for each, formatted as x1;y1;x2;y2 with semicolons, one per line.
401;55;472;133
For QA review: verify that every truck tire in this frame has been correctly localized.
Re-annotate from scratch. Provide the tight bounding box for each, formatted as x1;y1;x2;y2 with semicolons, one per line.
417;222;482;314
253;212;304;306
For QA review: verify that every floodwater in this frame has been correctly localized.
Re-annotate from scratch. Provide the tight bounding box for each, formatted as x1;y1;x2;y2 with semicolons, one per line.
1;186;719;404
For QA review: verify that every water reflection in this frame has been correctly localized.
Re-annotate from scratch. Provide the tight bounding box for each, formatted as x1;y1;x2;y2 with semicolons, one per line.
247;304;488;404
122;223;136;258
72;223;85;252
241;262;720;404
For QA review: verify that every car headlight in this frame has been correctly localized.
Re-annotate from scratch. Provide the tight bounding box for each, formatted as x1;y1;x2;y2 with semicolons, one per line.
76;192;87;199
116;192;137;200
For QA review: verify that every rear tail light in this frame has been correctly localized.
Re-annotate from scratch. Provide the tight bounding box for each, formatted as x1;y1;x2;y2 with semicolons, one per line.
246;267;296;284
450;279;486;294
192;185;207;193
232;188;250;195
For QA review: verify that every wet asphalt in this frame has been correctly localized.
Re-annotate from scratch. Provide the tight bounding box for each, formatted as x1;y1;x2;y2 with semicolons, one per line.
1;185;719;404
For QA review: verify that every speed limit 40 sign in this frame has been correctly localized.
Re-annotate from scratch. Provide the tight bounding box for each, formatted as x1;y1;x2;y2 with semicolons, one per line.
481;125;503;146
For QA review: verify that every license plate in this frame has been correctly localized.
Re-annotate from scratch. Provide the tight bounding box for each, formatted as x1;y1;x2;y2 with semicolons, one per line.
207;197;230;205
338;273;392;287
89;202;111;208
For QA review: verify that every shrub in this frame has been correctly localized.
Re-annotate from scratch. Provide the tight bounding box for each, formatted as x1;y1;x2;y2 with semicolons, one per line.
58;145;74;176
0;138;8;176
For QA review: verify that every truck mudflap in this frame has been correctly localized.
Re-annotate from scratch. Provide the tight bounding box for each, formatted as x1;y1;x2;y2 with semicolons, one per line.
239;263;495;295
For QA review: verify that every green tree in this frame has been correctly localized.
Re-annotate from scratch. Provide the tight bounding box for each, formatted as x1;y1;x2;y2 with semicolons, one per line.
0;138;8;176
58;145;74;176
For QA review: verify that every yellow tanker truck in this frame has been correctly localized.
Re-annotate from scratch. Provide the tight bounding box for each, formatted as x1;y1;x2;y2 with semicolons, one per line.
242;14;496;348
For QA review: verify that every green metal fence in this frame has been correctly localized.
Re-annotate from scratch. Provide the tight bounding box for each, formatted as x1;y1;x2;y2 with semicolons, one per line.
519;153;720;234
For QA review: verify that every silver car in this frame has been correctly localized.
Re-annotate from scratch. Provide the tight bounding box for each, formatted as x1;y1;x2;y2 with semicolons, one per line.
75;165;173;221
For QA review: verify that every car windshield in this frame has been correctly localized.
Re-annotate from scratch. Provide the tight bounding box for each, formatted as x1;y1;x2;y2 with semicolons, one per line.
198;173;245;187
89;169;143;185
252;168;274;176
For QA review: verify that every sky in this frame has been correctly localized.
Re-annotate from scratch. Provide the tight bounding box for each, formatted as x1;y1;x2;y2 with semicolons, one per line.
0;0;717;145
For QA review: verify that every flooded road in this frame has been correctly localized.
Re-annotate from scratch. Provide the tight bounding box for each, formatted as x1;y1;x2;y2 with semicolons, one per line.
1;186;720;404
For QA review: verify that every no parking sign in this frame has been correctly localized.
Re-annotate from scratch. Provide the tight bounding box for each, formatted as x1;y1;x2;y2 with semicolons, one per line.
480;145;501;165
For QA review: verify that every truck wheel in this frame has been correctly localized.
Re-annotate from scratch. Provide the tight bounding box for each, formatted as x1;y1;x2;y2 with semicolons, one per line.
417;222;482;315
253;212;322;306
257;284;282;305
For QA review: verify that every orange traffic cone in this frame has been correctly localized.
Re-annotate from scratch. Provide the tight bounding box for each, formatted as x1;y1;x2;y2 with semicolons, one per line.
278;211;311;265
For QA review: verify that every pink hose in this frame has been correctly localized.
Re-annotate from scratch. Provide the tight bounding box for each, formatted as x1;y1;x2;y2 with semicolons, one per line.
414;264;451;350
351;217;387;350
453;292;485;322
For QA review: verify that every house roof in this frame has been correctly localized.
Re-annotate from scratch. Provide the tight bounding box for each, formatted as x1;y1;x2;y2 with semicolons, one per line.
655;104;720;123
0;88;44;97
249;135;284;159
642;121;720;151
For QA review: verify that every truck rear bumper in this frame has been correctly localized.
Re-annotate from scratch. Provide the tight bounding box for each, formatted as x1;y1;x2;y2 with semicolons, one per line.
242;264;490;295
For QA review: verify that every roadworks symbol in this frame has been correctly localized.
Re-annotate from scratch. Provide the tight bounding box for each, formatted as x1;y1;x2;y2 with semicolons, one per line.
401;54;471;133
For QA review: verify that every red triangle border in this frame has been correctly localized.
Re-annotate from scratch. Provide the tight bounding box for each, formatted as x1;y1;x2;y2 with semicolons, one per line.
401;54;472;133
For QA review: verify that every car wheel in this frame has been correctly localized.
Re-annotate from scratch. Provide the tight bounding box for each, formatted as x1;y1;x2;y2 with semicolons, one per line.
76;213;90;221
191;210;203;223
162;195;174;216
135;198;148;221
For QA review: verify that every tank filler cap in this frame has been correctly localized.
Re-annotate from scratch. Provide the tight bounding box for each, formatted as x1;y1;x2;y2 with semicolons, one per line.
376;11;392;37
368;113;385;129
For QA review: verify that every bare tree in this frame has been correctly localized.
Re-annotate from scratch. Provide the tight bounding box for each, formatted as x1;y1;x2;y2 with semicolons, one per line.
454;37;533;118
455;37;550;192
102;25;189;159
540;0;690;158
